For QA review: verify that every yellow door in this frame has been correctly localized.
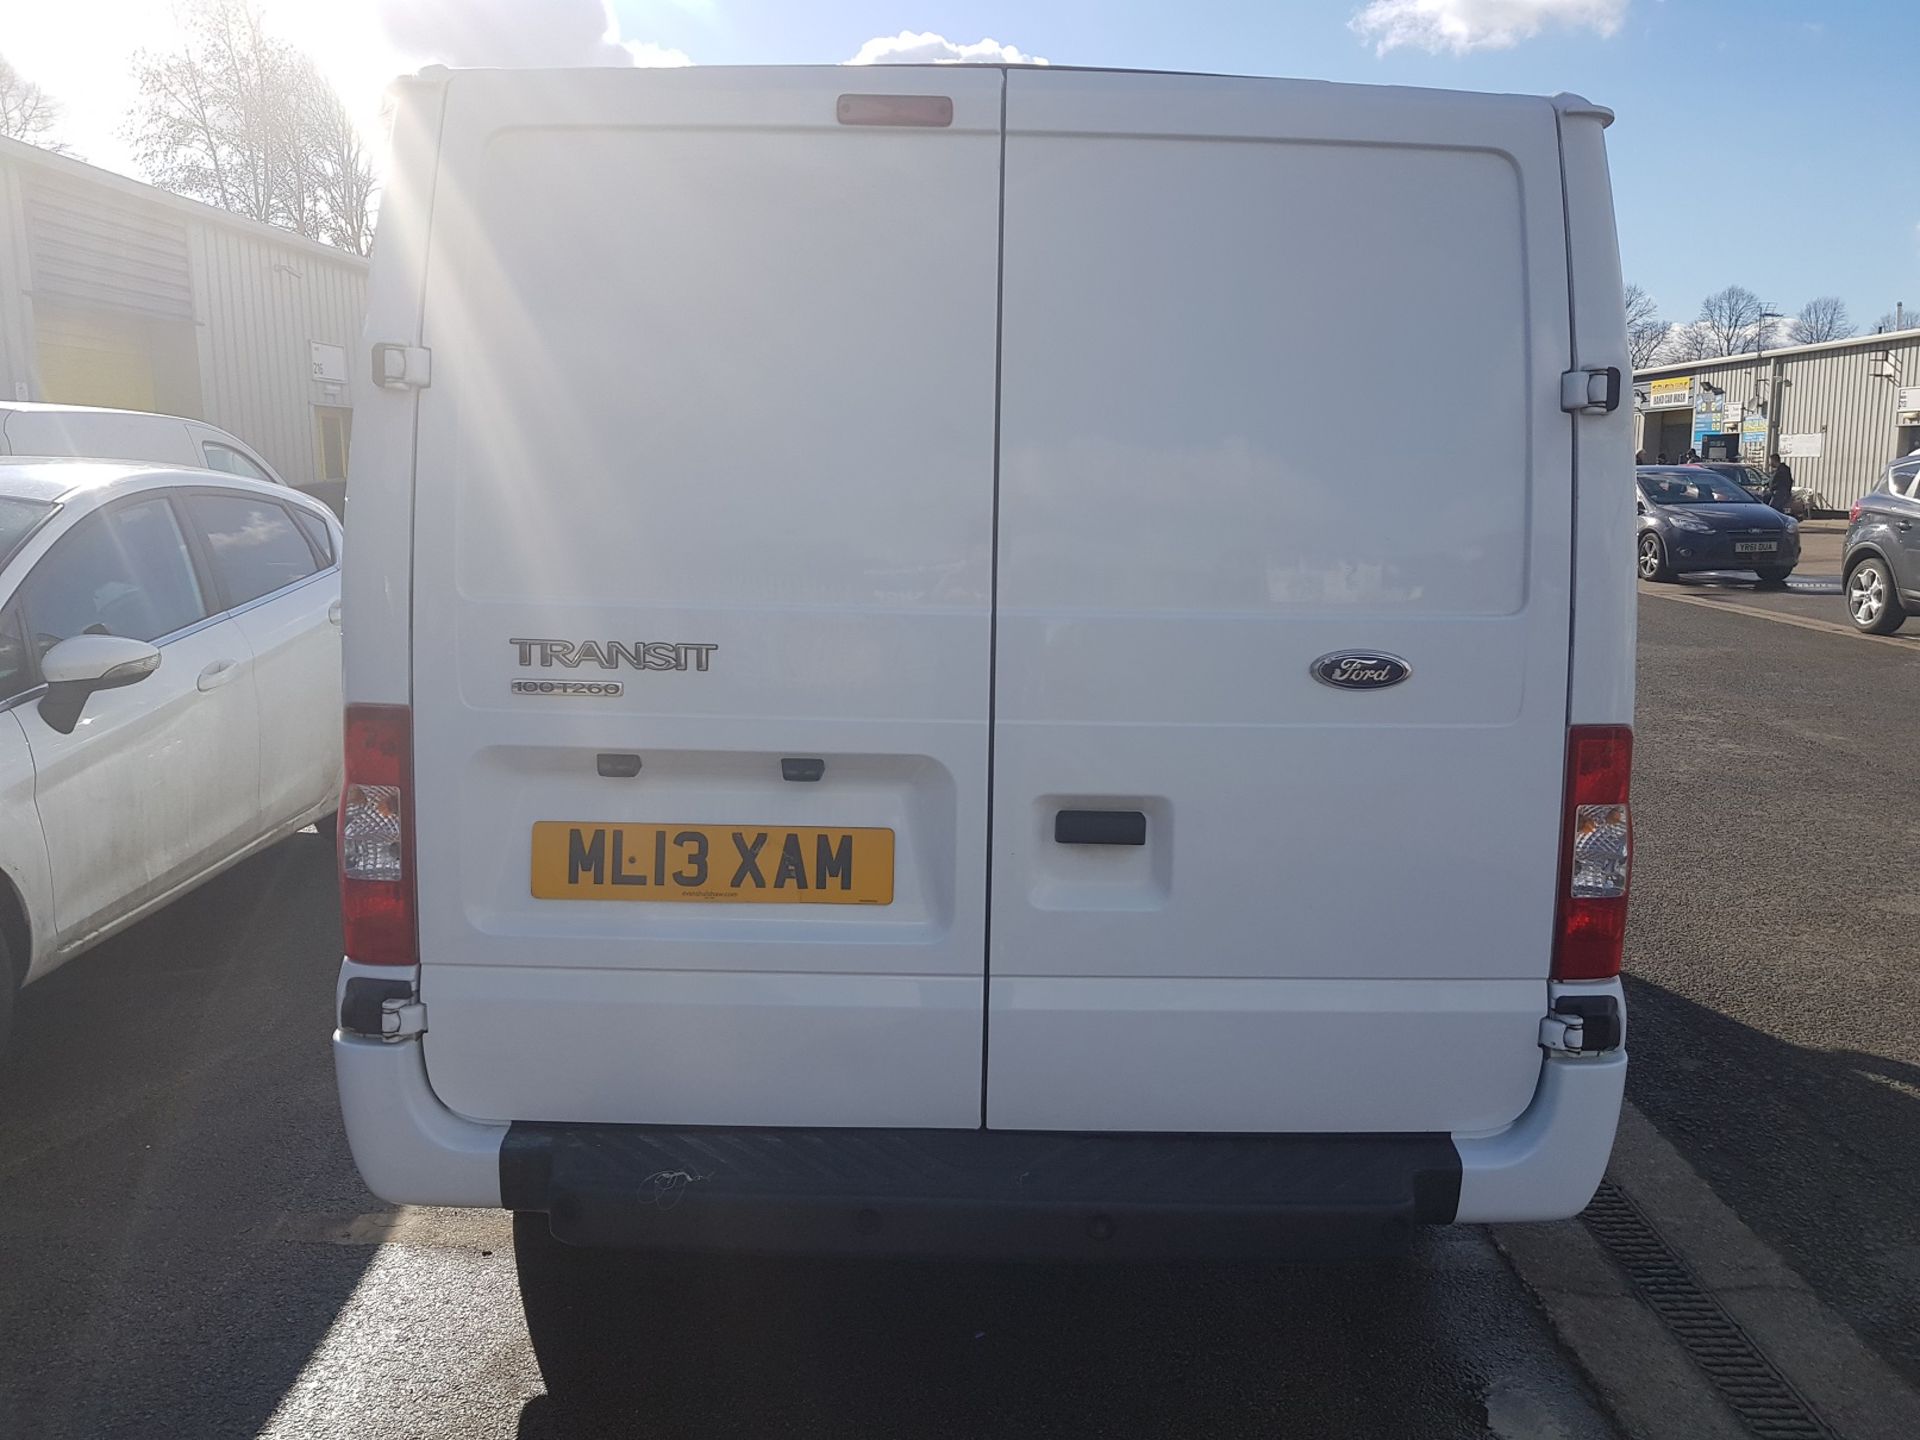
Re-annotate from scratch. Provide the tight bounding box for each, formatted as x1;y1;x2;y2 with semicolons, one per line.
34;307;158;411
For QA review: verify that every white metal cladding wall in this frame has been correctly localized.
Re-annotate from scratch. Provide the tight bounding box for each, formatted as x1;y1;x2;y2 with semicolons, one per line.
24;172;193;320
188;220;367;489
1774;337;1920;507
1638;333;1920;509
0;157;36;399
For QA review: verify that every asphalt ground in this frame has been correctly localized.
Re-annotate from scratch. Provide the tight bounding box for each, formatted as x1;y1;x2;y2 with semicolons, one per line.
0;578;1916;1437
1625;588;1920;1388
0;839;1618;1440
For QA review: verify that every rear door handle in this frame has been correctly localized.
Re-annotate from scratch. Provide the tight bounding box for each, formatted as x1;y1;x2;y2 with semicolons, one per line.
197;659;241;692
327;599;343;625
1054;809;1147;846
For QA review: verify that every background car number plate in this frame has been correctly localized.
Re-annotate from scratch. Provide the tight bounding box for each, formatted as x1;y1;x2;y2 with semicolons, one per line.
1734;541;1777;553
531;822;893;905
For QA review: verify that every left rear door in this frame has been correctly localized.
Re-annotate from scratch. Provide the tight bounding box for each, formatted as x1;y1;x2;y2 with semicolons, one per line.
179;490;341;829
408;67;1005;1130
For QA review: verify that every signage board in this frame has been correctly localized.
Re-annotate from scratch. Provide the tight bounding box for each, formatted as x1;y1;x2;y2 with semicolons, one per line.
1778;433;1823;459
1648;376;1694;410
1897;386;1920;416
310;341;348;384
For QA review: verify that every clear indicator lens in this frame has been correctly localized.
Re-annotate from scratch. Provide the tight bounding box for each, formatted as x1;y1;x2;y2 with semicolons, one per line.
1570;803;1629;898
341;782;404;882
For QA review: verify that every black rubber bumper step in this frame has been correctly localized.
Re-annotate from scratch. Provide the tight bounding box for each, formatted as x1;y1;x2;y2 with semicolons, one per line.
501;1124;1461;1260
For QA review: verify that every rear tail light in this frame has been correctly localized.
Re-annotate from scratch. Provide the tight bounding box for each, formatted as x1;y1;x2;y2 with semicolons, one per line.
340;704;416;965
1553;725;1632;981
1849;499;1862;522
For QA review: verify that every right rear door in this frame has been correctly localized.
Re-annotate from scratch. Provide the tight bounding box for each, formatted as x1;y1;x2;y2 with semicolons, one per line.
985;71;1576;1135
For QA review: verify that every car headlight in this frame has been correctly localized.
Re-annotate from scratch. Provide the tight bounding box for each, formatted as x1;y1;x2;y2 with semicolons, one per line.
1667;513;1714;534
1784;516;1799;532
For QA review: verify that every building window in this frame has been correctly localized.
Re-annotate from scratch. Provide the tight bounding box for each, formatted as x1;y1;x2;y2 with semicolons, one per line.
315;406;352;482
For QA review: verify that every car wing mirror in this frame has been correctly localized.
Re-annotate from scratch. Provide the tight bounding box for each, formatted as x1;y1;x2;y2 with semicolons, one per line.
37;634;162;735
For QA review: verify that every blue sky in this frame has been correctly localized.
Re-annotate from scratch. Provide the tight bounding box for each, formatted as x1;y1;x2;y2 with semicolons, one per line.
615;0;1920;335
11;0;1913;335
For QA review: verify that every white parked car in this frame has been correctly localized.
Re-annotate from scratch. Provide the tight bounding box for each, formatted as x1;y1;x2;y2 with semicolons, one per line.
0;402;288;486
335;65;1636;1314
0;460;342;1050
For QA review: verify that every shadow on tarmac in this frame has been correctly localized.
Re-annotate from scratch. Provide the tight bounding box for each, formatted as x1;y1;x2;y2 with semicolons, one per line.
506;1231;1618;1440
0;836;379;1440
1625;975;1920;1388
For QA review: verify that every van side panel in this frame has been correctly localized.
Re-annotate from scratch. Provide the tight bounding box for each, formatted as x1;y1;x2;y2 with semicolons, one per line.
344;76;446;710
1557;99;1637;726
986;73;1575;1133
407;69;1003;1128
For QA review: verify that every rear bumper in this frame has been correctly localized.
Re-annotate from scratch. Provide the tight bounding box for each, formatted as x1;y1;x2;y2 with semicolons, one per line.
500;1124;1459;1260
333;1025;1626;1246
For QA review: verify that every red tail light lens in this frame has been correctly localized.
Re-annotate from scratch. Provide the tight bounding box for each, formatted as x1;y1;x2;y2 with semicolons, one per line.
1553;725;1632;981
340;704;416;965
1850;499;1862;522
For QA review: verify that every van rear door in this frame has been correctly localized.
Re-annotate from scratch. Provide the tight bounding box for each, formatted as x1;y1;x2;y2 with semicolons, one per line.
408;68;1003;1129
985;71;1576;1134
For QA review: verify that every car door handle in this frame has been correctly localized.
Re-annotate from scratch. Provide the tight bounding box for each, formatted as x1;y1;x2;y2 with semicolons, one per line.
327;599;342;626
1899;519;1913;531
197;659;242;692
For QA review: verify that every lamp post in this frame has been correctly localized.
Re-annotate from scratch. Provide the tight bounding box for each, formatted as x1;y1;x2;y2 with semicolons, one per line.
1755;310;1785;460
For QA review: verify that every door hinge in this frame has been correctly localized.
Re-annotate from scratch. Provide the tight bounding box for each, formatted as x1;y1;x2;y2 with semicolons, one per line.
381;998;428;1039
1540;994;1623;1056
1561;366;1621;415
371;342;432;391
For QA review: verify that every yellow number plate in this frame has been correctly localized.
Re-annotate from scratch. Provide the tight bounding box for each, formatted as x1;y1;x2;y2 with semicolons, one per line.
530;823;894;905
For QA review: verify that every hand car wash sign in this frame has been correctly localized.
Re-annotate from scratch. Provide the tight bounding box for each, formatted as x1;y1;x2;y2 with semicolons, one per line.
1647;376;1694;409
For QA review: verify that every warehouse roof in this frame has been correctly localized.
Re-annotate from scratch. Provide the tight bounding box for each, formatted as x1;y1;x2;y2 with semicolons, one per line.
1637;325;1920;379
0;134;370;270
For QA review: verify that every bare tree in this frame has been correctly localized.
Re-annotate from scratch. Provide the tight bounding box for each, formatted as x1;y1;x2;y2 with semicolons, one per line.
1661;322;1717;363
1624;283;1668;370
1789;296;1853;345
297;74;377;256
0;54;75;155
1873;309;1915;334
1692;285;1779;356
127;0;375;254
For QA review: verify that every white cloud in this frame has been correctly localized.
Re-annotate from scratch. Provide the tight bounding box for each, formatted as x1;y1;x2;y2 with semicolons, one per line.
623;41;696;68
372;0;690;69
845;31;1048;66
1350;0;1629;55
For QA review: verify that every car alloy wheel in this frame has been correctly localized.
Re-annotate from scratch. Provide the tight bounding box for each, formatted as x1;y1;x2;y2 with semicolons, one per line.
1847;564;1885;627
1637;534;1665;581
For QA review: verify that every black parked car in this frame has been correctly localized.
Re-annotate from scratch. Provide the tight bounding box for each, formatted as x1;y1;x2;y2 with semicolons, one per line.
1840;456;1920;634
1636;466;1800;586
1694;461;1810;520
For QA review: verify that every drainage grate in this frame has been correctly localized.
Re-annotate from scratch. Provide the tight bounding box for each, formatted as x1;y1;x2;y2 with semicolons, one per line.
1581;1182;1832;1439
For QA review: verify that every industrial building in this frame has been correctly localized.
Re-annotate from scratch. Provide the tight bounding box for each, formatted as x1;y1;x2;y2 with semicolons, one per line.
0;136;366;492
1635;328;1920;512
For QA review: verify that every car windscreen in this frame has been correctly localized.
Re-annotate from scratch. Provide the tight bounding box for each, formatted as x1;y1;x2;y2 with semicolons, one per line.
1641;472;1753;505
0;495;55;566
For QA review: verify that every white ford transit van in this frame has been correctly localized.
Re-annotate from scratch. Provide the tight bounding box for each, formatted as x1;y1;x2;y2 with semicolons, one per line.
334;65;1637;1261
